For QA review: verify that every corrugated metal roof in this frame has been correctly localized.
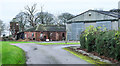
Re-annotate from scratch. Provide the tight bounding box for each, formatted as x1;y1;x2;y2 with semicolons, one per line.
68;9;120;22
94;10;120;18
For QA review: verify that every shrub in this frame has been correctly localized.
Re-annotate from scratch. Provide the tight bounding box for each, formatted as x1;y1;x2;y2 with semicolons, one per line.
80;26;120;61
80;25;98;52
80;32;86;49
96;31;115;56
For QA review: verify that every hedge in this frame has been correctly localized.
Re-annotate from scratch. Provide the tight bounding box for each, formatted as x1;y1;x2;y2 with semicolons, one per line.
80;26;120;61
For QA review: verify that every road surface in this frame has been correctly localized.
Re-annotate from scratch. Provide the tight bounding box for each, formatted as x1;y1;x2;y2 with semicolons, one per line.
12;43;90;64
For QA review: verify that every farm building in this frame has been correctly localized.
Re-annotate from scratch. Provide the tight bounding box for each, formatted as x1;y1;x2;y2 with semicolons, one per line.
17;25;66;41
66;9;120;41
10;21;19;38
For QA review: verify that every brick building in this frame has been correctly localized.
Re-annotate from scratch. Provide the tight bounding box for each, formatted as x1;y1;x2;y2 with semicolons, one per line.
10;21;19;38
17;25;66;41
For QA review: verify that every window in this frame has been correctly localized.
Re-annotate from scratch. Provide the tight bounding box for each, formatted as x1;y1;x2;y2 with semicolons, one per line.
50;33;53;36
62;33;65;37
25;34;27;38
32;33;34;37
40;33;43;38
88;13;91;16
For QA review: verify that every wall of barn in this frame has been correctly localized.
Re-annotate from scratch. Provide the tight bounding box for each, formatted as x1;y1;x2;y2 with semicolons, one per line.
112;21;118;30
24;32;36;40
24;31;66;41
67;10;119;41
67;21;118;41
85;22;96;28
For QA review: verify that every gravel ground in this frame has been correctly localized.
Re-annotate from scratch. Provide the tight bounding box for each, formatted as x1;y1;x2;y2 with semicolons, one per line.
12;43;90;64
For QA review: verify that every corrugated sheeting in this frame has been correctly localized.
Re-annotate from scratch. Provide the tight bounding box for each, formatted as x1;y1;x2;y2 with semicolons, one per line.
67;22;84;41
96;21;112;30
67;21;113;41
66;24;72;40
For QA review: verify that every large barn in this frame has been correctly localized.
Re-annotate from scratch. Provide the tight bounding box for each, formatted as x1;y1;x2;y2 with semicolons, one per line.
66;9;120;41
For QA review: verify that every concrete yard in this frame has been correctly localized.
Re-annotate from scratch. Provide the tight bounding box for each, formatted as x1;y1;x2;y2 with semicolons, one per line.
12;43;90;64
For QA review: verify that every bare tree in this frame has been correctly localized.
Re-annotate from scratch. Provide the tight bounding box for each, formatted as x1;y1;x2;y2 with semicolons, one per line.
24;4;38;27
58;13;74;25
35;12;54;25
14;12;28;32
0;20;5;36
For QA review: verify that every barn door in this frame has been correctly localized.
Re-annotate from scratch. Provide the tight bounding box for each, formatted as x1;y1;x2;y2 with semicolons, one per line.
72;22;84;41
66;24;72;41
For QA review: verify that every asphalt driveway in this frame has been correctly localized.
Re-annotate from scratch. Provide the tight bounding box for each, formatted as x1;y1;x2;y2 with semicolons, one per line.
12;43;90;64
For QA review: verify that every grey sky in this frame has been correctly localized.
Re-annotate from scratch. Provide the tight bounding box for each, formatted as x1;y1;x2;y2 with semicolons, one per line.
0;0;120;24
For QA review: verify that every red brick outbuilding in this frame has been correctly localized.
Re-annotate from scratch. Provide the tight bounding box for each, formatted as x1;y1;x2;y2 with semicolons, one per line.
17;25;66;41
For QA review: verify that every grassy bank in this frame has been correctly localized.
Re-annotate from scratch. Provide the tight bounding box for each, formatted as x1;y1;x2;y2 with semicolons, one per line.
2;41;26;64
63;47;107;65
0;42;2;65
1;41;80;45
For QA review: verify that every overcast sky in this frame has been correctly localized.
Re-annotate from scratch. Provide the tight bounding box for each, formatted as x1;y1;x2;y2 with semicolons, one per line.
0;0;120;24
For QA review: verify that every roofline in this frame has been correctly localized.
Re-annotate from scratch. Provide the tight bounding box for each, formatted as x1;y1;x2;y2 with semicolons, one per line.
25;30;66;32
93;10;118;18
67;19;118;24
67;10;92;20
67;9;119;22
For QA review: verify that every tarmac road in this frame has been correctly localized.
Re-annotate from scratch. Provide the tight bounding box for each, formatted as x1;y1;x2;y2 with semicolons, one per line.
12;43;90;64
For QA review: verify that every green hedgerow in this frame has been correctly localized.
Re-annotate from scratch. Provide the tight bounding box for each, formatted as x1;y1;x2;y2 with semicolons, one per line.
80;26;120;61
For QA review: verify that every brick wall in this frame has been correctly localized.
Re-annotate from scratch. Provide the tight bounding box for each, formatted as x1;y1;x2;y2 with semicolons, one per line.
24;31;66;41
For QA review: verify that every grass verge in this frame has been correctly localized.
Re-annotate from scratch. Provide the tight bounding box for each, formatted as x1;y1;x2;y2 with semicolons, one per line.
0;42;2;66
36;42;80;45
1;41;80;45
2;41;26;64
63;47;107;65
1;41;34;44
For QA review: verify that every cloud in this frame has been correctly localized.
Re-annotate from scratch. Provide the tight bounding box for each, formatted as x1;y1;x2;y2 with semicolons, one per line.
0;0;119;24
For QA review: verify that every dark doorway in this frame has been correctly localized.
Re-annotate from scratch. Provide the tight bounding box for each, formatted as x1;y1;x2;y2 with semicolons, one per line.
44;36;46;41
48;32;50;39
62;33;65;40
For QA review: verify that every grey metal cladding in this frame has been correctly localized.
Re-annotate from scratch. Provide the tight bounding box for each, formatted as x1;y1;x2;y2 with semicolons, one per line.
96;21;112;30
66;24;72;40
71;22;84;40
67;32;72;40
